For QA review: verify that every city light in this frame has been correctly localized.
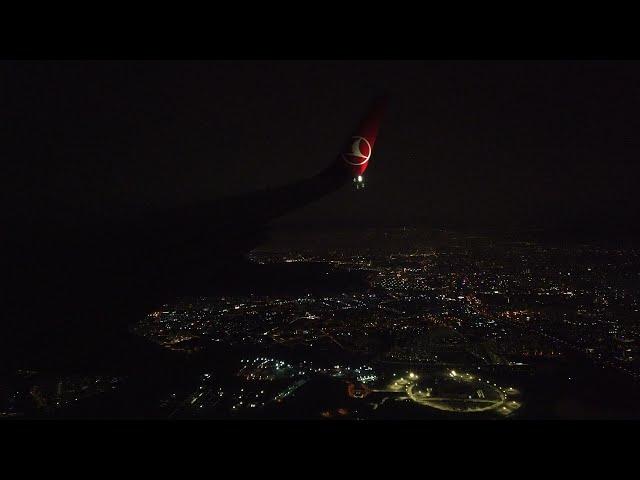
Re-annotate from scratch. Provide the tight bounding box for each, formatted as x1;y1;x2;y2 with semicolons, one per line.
75;228;638;420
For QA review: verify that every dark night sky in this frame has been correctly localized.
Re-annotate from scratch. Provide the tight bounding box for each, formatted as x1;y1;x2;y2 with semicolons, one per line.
2;60;640;232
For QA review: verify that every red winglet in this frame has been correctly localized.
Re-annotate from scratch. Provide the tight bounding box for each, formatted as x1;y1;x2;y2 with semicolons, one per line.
340;95;388;178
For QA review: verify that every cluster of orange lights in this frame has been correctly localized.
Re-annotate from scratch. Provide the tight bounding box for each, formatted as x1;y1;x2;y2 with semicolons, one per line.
347;382;371;399
321;408;349;418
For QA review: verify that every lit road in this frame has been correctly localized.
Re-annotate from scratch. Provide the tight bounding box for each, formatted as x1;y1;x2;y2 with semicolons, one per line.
406;384;507;413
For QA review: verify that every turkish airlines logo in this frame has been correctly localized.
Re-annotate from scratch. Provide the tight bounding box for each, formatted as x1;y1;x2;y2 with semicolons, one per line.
342;136;372;166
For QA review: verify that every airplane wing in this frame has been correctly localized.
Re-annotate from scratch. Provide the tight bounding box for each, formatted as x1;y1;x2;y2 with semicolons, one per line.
199;93;388;224
1;95;388;370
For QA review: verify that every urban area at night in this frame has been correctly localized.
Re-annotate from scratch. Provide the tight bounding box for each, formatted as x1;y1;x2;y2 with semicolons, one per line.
3;60;640;425
3;227;638;419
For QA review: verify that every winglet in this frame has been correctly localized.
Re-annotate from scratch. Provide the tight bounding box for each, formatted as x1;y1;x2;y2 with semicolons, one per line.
339;95;388;187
